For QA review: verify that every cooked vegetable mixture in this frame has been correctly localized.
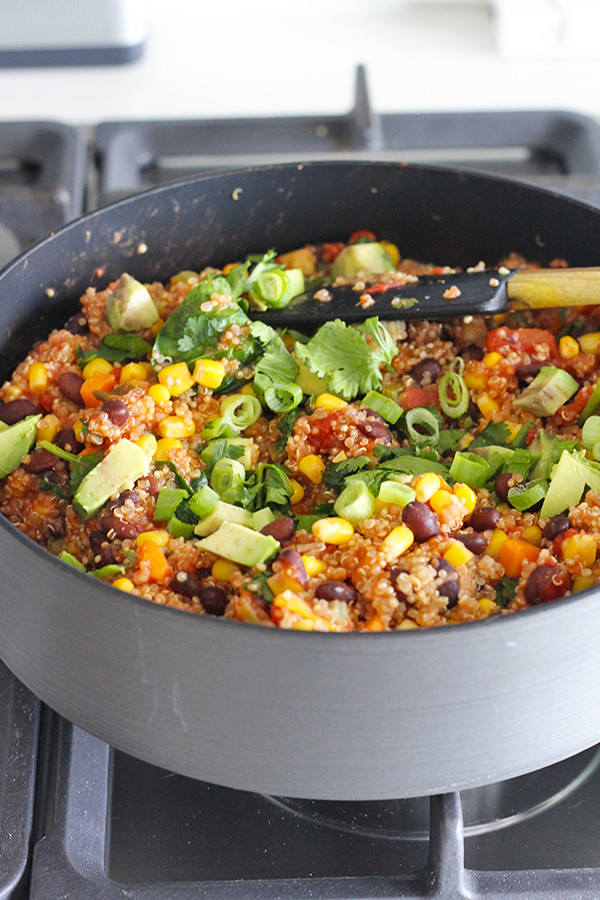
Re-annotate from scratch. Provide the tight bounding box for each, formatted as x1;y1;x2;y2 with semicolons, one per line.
2;233;600;631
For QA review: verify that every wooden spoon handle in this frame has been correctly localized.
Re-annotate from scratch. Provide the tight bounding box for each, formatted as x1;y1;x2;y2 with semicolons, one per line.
507;267;600;309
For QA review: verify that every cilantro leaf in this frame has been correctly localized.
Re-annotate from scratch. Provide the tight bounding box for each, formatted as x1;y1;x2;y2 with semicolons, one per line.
323;456;371;494
494;576;518;609
275;408;303;452
294;318;386;400
241;463;294;511
225;250;278;299
356;317;397;367
253;335;299;403
199;440;245;478
470;421;511;449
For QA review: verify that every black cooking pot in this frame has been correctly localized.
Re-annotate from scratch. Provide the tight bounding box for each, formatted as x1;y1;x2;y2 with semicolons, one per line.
1;162;600;801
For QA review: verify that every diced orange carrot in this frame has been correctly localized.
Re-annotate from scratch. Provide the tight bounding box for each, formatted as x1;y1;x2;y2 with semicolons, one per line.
80;370;118;408
496;538;540;578
138;540;172;583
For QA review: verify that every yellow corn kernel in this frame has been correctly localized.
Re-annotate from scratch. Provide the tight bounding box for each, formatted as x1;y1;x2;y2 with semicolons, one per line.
301;555;327;576
272;590;320;621
429;489;455;515
572;572;595;592
364;612;386;631
150;319;164;337
479;598;497;614
312;517;354;544
36;413;61;443
443;540;474;568
240;383;257;396
380;240;400;268
28;362;48;394
298;454;326;484
486;528;509;559
113;577;135;593
464;371;487;392
483;351;502;368
136;433;158;458
142;362;155;378
504;422;522;442
414;472;443;503
158;415;195;439
397;618;419;630
148;383;171;404
578;332;600;354
282;332;296;350
157;362;194;397
523;525;543;547
136;530;169;547
453;483;477;515
331;450;348;463
73;419;86;443
315;392;348;412
82;357;113;379
212;559;239;582
221;262;239;276
382;524;414;559
289;478;305;504
559;335;580;359
561;533;597;566
476;392;500;418
192;358;226;390
120;362;148;384
154;436;182;460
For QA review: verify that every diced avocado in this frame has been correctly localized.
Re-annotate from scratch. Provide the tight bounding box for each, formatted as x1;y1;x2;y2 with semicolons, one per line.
471;445;515;464
225;437;256;470
513;366;578;417
252;507;276;531
196;521;280;566
330;242;395;280
294;358;329;395
194;500;252;537
0;414;41;479
73;438;150;520
105;273;160;331
540;449;587;518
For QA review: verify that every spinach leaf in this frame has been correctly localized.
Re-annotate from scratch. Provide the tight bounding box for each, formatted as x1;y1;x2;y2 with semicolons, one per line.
77;333;152;367
470;421;511;449
70;451;105;493
494;576;519;609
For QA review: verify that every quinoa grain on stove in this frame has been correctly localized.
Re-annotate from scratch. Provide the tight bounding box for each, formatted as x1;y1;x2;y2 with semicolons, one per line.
1;233;600;632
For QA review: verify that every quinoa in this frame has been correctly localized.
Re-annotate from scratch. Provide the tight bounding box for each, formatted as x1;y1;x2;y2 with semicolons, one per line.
1;235;599;632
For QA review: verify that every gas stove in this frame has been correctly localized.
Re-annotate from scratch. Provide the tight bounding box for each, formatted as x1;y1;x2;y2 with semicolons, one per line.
3;69;600;899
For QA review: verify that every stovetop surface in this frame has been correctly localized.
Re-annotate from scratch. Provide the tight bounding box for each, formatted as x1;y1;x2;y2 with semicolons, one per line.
3;68;600;899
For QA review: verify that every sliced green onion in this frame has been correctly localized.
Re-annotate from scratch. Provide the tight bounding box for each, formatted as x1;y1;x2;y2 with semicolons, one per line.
251;268;305;309
154;487;188;522
578;379;600;426
378;480;416;507
448;356;465;377
167;515;195;539
405;407;440;446
582;415;600;452
333;480;375;525
201;417;239;440
210;457;246;502
438;372;469;419
507;479;548;511
362;390;402;424
593;442;600;461
510;448;534;479
449;451;491;488
59;550;86;571
264;381;303;413
91;564;125;579
189;484;220;518
220;394;262;430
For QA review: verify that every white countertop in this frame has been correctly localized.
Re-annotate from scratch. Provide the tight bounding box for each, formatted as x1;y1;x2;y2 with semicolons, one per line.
1;0;600;126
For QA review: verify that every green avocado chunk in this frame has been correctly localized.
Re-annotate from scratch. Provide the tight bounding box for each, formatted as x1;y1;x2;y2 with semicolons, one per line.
513;366;578;417
73;438;150;520
0;414;41;479
196;521;280;566
194;500;252;537
330;242;395;279
105;273;160;331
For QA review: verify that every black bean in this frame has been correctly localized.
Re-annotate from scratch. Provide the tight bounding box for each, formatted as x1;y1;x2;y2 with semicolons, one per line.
102;398;130;427
196;566;211;581
410;357;442;385
88;530;118;566
54;428;84;454
494;472;523;503
356;419;393;444
314;581;358;604
276;548;308;587
100;512;142;541
514;361;542;383
64;313;88;335
0;398;38;425
456;532;488;555
433;558;459;608
22;448;59;474
58;371;84;405
461;344;484;362
48;515;66;539
402;501;440;543
469;507;500;532
390;565;409;602
171;569;205;598
261;516;296;544
138;474;160;496
199;585;229;616
524;564;571;605
543;515;570;541
363;410;387;424
466;400;481;421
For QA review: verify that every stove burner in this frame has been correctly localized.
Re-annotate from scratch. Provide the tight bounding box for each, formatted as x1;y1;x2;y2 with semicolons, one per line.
270;746;600;841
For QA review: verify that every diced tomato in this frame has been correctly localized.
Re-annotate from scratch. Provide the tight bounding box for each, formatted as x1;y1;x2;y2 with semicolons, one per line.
400;385;439;410
486;327;558;358
348;230;377;244
320;242;344;263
